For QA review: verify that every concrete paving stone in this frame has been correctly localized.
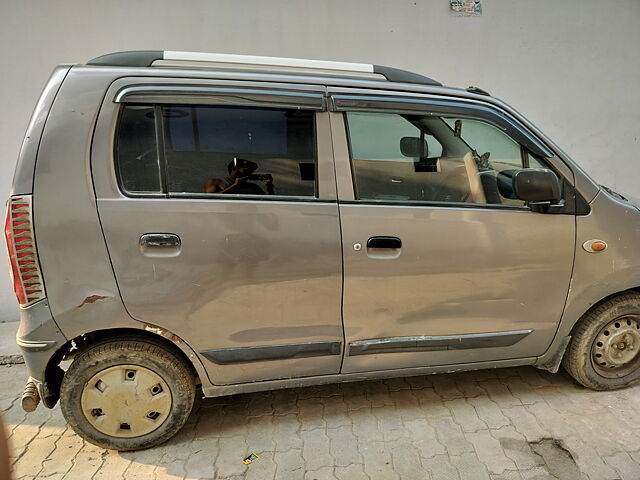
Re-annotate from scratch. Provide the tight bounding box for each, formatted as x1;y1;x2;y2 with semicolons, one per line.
445;398;487;433
603;451;640;480
561;436;621;480
245;391;275;417
480;379;522;409
359;440;400;480
91;450;132;480
467;395;512;430
500;406;548;443
245;415;277;453
455;378;486;398
273;448;305;480
431;417;475;456
490;426;544;471
404;418;447;459
524;402;579;439
350;407;384;443
422;453;459;479
392;388;425;422
214;435;247;478
321;396;351;429
334;463;369;480
326;425;362;467
490;470;524;480
372;406;406;443
388;438;428;479
465;430;517;474
38;429;84;477
183;437;218;479
297;397;326;431
414;388;452;420
13;433;58;478
430;374;466;400
363;381;394;408
300;428;332;471
516;368;554;388
272;389;299;416
519;466;557;480
339;382;371;408
215;406;249;439
317;384;343;399
0;322;21;362
304;466;337;480
62;443;105;479
450;452;492;480
383;377;412;392
405;374;433;390
272;413;303;451
503;378;546;406
244;450;277;480
2;363;640;479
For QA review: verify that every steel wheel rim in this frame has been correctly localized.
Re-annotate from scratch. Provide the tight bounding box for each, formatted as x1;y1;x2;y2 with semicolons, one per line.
81;364;172;438
591;316;640;378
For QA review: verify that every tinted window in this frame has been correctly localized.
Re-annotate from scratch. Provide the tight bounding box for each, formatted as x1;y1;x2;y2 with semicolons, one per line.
115;105;161;193
163;105;316;197
346;112;547;206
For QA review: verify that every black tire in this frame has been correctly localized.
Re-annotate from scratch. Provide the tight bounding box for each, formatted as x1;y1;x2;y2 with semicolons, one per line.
563;292;640;390
60;336;195;450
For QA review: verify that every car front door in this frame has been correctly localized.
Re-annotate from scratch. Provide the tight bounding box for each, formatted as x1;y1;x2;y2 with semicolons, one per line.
92;80;344;385
329;92;576;374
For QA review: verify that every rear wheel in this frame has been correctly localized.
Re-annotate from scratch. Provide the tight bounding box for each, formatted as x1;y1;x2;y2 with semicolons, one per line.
60;337;195;450
563;292;640;390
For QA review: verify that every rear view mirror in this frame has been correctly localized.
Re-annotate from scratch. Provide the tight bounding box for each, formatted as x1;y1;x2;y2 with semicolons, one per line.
512;169;561;204
400;137;428;158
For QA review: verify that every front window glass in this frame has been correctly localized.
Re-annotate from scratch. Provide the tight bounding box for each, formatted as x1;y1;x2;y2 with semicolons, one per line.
346;112;547;206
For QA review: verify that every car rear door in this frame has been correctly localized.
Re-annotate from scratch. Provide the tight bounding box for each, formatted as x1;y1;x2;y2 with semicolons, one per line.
329;90;576;374
92;78;344;385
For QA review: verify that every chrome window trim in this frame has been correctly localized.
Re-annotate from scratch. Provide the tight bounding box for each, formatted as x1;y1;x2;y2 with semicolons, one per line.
114;85;326;110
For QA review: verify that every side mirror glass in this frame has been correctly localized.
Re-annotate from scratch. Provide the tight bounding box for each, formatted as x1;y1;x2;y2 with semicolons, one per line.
512;169;561;204
400;136;428;158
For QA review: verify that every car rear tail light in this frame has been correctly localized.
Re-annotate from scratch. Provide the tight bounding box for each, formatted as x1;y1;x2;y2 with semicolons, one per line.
4;196;45;307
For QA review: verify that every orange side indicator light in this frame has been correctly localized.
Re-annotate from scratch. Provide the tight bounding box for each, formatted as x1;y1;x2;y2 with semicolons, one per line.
583;239;608;253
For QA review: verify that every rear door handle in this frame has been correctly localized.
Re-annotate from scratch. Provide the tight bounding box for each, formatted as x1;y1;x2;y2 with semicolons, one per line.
367;236;402;249
140;233;181;248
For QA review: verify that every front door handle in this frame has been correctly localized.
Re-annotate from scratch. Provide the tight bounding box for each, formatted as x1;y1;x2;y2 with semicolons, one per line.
367;236;402;249
140;233;181;248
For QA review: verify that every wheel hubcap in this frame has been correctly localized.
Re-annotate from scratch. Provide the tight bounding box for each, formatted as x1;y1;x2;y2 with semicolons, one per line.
81;365;172;438
591;316;640;378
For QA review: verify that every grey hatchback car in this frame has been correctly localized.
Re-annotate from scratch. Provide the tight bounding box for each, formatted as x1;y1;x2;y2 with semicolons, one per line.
6;50;640;450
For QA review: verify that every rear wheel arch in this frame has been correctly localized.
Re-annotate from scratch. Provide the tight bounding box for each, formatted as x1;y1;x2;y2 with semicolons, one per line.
43;326;204;408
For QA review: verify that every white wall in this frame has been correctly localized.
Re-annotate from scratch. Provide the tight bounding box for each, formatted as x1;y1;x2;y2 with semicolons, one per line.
0;0;639;321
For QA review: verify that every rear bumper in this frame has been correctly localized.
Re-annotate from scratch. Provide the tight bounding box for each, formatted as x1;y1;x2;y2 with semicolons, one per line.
16;299;67;408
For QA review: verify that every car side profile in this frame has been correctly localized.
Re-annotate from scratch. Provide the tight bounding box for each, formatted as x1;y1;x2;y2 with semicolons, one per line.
5;50;640;450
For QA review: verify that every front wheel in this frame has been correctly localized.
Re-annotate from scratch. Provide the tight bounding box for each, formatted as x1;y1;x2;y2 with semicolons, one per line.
563;292;640;390
60;337;195;450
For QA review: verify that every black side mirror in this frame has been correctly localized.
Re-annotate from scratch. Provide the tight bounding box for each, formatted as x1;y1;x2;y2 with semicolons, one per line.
400;136;428;158
512;169;562;205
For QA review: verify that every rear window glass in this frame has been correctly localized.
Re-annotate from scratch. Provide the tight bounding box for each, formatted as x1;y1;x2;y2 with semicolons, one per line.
163;105;316;197
115;105;161;193
114;104;317;198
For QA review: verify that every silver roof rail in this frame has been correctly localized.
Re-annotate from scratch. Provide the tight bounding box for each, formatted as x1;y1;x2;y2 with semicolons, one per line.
86;50;442;86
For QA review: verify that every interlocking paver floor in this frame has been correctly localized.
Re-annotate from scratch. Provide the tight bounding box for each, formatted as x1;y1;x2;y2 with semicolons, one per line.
2;363;640;479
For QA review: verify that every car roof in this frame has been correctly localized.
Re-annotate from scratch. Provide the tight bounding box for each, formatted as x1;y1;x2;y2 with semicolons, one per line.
87;50;445;87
